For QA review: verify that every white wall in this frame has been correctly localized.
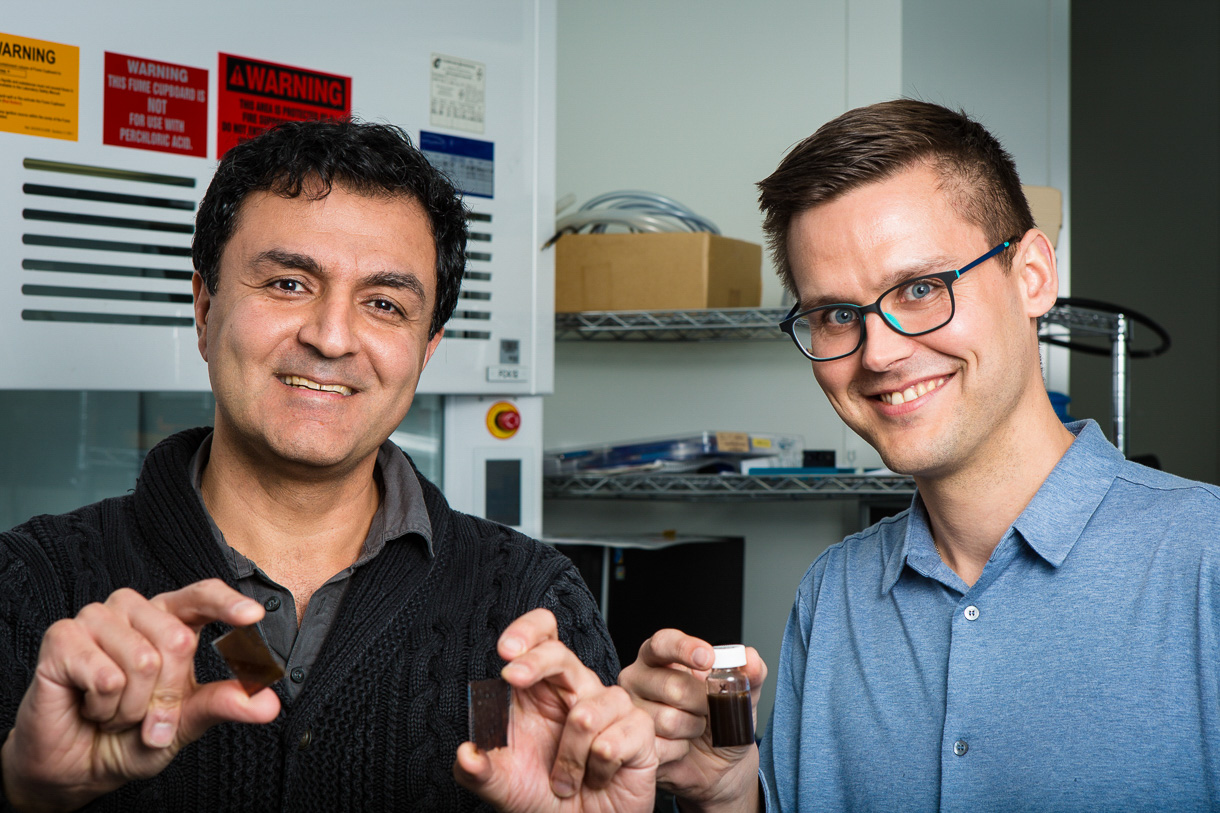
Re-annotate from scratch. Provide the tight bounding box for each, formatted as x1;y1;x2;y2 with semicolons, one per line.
555;0;901;310
902;0;1072;393
548;0;1068;729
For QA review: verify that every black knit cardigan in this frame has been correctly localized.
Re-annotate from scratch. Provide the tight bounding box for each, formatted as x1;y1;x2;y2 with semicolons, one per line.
0;428;619;812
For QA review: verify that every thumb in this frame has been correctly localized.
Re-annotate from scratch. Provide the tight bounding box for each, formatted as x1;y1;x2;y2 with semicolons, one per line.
745;648;768;691
454;742;531;810
175;680;281;745
453;742;503;798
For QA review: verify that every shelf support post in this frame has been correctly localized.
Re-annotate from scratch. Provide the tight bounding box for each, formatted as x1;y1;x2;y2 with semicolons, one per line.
1112;312;1128;456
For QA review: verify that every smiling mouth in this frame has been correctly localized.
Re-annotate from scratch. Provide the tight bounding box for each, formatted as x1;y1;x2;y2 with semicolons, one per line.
279;375;353;396
877;376;947;406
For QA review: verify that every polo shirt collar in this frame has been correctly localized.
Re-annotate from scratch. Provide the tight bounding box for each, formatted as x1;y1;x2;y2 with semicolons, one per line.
882;495;933;593
1011;419;1121;567
882;419;1121;592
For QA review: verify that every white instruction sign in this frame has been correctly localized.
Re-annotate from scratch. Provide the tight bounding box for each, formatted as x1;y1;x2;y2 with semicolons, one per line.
430;53;484;133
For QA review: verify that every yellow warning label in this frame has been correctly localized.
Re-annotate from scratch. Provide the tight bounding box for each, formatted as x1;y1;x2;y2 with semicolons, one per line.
0;33;79;141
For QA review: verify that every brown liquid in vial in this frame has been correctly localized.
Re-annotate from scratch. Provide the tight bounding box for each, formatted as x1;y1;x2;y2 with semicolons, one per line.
708;690;754;747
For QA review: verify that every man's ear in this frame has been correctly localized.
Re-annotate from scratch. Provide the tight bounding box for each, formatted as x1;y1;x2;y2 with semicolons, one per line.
1014;229;1059;319
192;272;211;362
422;327;444;369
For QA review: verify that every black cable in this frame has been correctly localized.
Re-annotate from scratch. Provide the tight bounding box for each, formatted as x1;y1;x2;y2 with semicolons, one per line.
1040;297;1172;358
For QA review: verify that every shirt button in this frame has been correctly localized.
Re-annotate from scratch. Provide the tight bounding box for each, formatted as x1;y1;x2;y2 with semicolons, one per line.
290;667;306;683
953;739;969;756
264;596;281;612
964;605;980;621
297;729;312;751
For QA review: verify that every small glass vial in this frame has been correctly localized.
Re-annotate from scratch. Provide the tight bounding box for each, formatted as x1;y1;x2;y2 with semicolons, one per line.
706;644;754;747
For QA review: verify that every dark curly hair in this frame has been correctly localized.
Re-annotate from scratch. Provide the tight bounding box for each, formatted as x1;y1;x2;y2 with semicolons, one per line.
193;119;467;339
757;99;1034;295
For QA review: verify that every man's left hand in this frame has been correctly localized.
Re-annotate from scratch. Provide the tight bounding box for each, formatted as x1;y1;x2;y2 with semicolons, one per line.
453;608;657;813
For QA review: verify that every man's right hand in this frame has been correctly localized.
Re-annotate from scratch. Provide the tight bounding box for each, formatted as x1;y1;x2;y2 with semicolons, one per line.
618;630;767;813
1;579;282;813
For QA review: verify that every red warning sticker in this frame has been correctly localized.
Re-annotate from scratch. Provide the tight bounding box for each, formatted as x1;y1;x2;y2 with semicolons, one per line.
103;52;207;157
217;53;351;156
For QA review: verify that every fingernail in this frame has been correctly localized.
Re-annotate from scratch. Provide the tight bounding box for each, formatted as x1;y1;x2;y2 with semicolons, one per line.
502;662;528;681
693;647;714;669
551;776;575;798
234;598;261;614
501;637;524;657
149;721;175;748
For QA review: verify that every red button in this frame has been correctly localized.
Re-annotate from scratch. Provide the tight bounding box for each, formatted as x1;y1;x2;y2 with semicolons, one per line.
486;402;522;438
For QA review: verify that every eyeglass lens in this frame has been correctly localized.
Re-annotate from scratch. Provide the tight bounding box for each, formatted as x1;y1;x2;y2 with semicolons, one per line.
793;276;953;360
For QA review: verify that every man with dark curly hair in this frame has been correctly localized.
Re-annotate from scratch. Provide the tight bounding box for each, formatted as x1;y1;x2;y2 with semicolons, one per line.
0;120;655;813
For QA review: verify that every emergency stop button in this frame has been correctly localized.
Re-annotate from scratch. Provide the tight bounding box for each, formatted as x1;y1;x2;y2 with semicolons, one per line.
486;401;521;439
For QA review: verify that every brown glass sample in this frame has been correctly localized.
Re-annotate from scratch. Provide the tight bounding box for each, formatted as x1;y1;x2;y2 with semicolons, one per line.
708;690;754;747
212;625;286;695
468;677;511;750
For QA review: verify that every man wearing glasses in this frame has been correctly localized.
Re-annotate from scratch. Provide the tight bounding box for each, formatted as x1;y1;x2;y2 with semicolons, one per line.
620;99;1220;811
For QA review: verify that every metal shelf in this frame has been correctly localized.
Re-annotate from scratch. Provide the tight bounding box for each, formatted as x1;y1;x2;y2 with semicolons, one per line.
555;307;787;341
555;303;1119;342
1039;303;1122;337
544;471;916;502
555;302;1133;454
548;303;1131;502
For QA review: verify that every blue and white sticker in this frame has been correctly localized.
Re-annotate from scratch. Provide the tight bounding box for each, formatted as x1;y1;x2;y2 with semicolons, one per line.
421;130;494;199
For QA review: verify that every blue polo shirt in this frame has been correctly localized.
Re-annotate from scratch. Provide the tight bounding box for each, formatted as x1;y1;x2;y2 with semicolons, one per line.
759;420;1220;811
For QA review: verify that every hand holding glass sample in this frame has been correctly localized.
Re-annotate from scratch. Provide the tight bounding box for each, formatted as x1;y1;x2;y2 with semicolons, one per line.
453;608;658;813
0;579;281;813
619;630;767;811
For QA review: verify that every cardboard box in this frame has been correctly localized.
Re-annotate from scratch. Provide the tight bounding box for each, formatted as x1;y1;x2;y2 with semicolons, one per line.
1022;185;1063;248
555;232;762;312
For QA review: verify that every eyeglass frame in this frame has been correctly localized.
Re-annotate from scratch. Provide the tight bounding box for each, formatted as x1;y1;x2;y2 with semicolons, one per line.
778;237;1020;362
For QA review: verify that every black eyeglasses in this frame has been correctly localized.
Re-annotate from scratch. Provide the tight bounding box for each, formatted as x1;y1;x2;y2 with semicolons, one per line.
779;238;1018;362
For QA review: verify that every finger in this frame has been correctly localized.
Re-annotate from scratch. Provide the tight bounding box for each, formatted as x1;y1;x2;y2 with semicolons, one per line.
655;734;695;767
635;629;715;671
150;579;263;632
745;647;767;685
451;741;493;794
500;638;603;698
550;685;640;795
621;652;709;716
648;693;708;741
78;593;171;733
744;647;768;712
497;607;558;662
120;596;204;749
176;679;280;746
584;704;657;790
37;616;131;726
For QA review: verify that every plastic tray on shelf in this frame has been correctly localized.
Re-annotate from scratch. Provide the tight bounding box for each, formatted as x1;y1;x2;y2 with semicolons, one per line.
544;431;804;476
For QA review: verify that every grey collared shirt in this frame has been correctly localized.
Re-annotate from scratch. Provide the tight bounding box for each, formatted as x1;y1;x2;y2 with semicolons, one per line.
190;433;433;702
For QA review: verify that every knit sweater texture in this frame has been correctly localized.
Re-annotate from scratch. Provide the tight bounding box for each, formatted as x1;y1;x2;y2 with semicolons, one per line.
0;428;619;812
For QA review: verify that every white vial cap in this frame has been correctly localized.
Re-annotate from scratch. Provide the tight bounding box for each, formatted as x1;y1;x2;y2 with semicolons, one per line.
712;644;746;669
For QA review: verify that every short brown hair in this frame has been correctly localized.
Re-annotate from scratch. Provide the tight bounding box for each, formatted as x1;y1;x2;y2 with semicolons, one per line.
757;99;1035;294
